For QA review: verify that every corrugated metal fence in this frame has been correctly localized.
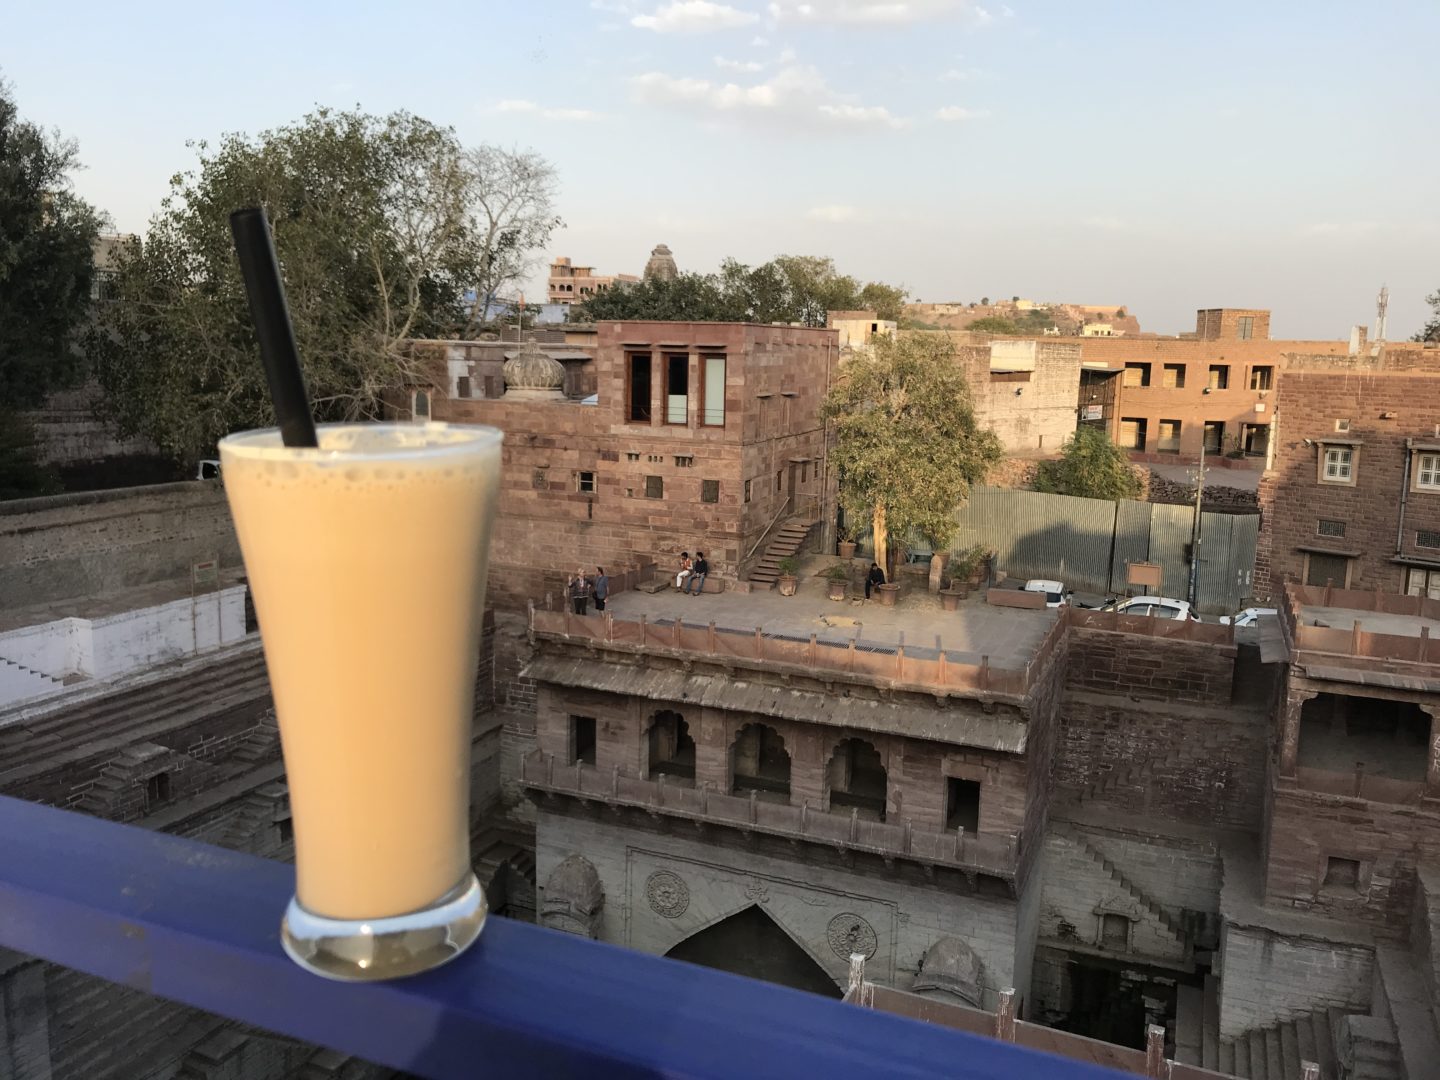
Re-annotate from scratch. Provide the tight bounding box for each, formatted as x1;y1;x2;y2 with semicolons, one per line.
949;487;1258;614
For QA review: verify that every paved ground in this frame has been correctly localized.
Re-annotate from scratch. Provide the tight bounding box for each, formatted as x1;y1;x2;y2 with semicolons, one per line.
607;555;1058;668
1299;605;1440;640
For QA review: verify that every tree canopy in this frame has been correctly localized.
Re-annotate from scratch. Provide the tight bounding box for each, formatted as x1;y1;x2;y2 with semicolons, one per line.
88;108;560;463
573;253;905;327
823;333;1002;577
1033;426;1141;501
966;315;1020;334
1413;290;1440;344
0;78;105;409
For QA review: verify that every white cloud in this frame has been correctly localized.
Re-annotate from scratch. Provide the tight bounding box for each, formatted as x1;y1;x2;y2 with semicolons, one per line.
750;34;770;45
767;0;993;25
939;66;978;81
778;45;797;62
934;105;988;121
806;204;862;222
632;1;760;32
715;55;765;72
488;100;604;122
630;64;907;129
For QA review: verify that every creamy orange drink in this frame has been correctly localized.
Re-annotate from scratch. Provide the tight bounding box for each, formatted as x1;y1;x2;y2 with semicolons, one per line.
219;421;502;980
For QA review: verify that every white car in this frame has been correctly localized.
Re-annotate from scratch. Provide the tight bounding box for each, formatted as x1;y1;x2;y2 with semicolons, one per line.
1220;607;1277;627
1023;579;1069;608
1111;596;1196;621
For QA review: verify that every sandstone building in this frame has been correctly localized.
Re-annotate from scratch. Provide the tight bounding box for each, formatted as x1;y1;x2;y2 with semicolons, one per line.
546;256;640;306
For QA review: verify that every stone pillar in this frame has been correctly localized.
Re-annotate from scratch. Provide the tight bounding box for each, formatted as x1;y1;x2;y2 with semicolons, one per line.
0;949;52;1080
694;708;730;792
1423;706;1440;800
1278;689;1317;778
789;729;827;811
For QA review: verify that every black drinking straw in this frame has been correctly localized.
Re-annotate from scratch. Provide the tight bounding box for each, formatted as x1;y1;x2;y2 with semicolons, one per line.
229;207;319;448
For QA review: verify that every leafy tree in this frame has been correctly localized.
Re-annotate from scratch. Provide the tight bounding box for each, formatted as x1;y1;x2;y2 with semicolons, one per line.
459;145;562;334
858;281;906;322
0;77;106;497
980;296;990;305
1033;426;1141;501
89;108;556;462
823;333;1002;578
1413;290;1440;344
967;315;1020;334
572;253;905;328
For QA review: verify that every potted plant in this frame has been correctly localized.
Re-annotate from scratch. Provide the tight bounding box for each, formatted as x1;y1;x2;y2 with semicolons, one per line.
939;569;970;610
777;556;800;597
824;562;850;601
837;526;857;561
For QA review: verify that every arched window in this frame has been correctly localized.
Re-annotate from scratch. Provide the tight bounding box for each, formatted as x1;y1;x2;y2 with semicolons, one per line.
730;723;790;801
647;710;695;784
412;390;430;420
826;738;886;820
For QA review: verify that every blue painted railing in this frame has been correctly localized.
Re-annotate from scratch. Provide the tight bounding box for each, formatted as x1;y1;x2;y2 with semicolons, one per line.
0;796;1128;1079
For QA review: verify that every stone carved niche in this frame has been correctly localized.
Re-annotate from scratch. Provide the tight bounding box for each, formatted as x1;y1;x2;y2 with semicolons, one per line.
911;936;987;1007
541;855;604;939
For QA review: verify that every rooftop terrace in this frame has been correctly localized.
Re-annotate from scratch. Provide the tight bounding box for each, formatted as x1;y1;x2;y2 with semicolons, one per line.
1281;584;1440;686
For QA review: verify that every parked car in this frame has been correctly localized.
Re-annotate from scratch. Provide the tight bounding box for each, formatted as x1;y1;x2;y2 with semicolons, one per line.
1023;579;1070;608
195;459;221;480
1220;607;1278;627
1108;596;1197;622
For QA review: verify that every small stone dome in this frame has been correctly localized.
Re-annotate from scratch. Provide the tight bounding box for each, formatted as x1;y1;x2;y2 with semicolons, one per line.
912;936;986;1006
644;243;678;282
544;854;604;914
503;334;565;398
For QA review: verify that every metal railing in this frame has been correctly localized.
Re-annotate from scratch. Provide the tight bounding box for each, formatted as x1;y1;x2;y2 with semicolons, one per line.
0;795;1123;1080
521;751;1020;878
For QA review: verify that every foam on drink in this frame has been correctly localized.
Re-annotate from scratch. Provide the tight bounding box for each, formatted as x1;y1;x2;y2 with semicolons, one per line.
221;423;501;920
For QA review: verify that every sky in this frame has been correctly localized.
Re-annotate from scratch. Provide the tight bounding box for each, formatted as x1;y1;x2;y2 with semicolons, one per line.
5;0;1438;339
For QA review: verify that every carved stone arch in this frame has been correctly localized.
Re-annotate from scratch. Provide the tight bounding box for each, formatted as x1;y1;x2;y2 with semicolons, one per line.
664;904;840;998
729;722;791;801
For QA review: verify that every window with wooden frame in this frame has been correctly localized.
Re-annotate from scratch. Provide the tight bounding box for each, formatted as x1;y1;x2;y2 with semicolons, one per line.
701;355;726;426
626;352;653;423
663;353;689;425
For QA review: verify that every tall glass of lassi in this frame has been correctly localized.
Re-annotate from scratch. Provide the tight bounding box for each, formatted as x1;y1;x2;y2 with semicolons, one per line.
219;420;502;981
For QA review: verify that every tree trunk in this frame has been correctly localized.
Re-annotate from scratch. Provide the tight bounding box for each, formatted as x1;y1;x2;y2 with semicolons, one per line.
873;503;889;581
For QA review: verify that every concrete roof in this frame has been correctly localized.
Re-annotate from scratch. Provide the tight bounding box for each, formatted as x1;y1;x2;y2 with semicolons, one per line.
522;654;1030;753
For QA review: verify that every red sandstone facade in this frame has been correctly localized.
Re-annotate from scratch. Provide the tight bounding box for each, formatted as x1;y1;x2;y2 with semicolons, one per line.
1254;346;1440;600
425;321;838;608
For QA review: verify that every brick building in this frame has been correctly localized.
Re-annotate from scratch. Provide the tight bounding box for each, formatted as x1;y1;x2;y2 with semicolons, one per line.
1254;345;1440;599
422;321;839;608
546;256;639;306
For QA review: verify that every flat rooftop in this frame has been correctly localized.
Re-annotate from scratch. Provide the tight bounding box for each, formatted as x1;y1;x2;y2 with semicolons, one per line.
606;556;1057;671
1297;605;1440;641
0;571;247;635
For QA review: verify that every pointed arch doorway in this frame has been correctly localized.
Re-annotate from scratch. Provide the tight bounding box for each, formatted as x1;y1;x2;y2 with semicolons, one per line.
664;905;840;998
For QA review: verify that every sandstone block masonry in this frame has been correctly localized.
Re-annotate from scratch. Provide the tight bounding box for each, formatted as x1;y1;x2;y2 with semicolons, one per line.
0;482;239;610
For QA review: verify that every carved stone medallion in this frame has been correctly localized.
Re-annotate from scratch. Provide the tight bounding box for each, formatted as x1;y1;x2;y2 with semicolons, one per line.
827;912;877;959
645;870;690;918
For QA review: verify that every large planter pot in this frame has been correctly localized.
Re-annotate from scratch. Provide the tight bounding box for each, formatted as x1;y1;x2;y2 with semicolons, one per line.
777;574;798;597
939;588;965;612
875;583;900;607
838;540;857;560
827;579;848;601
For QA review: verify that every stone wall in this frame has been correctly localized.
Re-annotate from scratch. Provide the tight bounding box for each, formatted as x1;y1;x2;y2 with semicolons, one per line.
1066;627;1236;706
1218;920;1374;1039
1264;788;1440;937
0;482;239;609
23;381;155;466
535;810;1023;1009
957;341;1083;458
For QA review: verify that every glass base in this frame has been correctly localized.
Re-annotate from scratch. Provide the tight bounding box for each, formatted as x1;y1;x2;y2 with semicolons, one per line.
281;873;486;981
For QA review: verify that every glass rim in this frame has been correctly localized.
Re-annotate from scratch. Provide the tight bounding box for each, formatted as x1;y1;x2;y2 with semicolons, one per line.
218;421;503;463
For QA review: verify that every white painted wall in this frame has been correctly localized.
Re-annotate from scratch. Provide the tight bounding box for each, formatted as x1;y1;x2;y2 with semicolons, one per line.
0;586;247;697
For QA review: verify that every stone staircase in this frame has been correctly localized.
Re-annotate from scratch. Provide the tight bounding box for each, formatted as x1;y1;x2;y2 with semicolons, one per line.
0;654;64;709
1061;826;1190;952
1176;974;1223;1072
1215;1013;1359;1077
747;518;817;589
0;644;271;787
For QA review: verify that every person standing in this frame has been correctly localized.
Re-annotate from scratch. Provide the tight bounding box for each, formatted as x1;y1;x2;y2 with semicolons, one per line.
685;551;709;595
569;569;591;615
865;562;886;600
593;567;609;612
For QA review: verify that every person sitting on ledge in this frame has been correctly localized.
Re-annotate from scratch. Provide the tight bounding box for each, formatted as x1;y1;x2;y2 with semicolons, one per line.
865;562;886;600
675;551;692;591
684;551;709;595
